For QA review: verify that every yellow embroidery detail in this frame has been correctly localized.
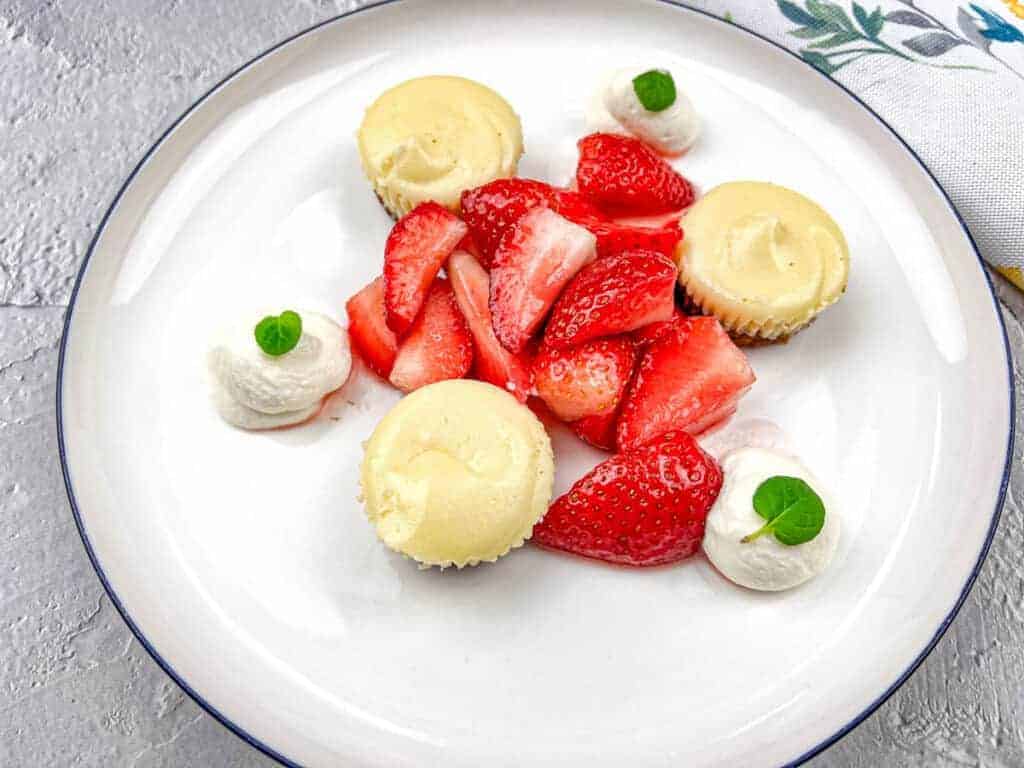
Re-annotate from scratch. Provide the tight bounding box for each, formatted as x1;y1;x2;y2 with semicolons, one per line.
998;267;1024;291
1003;0;1024;20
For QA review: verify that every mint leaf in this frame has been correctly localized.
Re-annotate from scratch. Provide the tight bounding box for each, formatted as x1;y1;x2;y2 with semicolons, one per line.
254;310;302;356
632;70;676;112
741;476;826;546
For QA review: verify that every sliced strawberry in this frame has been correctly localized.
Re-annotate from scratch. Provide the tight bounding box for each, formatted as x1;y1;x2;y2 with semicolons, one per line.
448;249;533;401
533;336;636;422
576;133;694;215
570;410;619;452
455;232;485;265
383;202;468;335
611;210;688;229
460;176;685;263
632;307;688;348
616;317;755;451
569;329;644;451
590;219;683;260
489;207;597;354
389;277;473;393
346;277;398;378
533;430;723;566
461;179;603;267
552;188;607;224
544;251;677;350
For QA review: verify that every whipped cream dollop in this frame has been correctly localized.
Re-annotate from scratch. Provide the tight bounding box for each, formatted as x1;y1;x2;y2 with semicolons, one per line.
703;447;840;591
585;68;699;156
209;311;351;430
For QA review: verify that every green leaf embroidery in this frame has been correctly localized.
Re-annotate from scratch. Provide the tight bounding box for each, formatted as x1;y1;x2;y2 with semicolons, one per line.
254;310;303;356
800;49;840;73
780;0;1001;77
853;3;885;38
852;2;871;31
806;0;855;31
902;31;965;56
778;0;825;28
741;476;827;546
790;25;839;38
867;8;885;38
809;30;862;48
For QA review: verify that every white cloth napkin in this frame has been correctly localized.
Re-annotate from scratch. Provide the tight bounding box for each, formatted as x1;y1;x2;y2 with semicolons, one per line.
682;0;1024;270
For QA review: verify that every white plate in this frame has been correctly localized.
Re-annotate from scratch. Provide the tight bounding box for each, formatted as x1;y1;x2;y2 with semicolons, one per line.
57;1;1013;766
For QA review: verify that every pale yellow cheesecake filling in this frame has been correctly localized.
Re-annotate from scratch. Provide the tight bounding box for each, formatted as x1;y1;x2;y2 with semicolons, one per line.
360;380;553;568
357;76;523;217
678;181;849;340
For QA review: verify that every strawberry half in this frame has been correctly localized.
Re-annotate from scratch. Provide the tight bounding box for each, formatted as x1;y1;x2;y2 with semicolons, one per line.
632;307;688;348
460;177;684;263
568;338;639;451
544;251;677;350
346;277;398;378
570;410;620;452
388;277;473;393
383;202;468;336
576;133;694;216
489;207;597;354
533;336;636;422
454;231;485;265
533;430;723;566
590;219;683;260
616;317;755;451
448;249;533;401
460;178;603;267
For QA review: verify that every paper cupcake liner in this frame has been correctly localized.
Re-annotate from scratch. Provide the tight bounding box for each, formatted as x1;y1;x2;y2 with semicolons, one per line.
678;276;817;343
371;181;414;220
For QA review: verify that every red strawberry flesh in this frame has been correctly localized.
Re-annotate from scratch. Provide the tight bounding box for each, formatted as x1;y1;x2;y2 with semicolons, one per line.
544;250;677;350
388;277;473;393
488;207;597;354
576;133;694;216
632;307;689;348
346;277;398;378
461;178;604;267
448;249;533;401
460;176;683;263
533;336;636;422
590;219;683;260
384;202;467;335
616;317;755;450
570;409;620;451
533;430;723;566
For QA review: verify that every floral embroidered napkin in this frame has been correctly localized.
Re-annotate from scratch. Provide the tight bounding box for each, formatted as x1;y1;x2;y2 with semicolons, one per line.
684;0;1024;285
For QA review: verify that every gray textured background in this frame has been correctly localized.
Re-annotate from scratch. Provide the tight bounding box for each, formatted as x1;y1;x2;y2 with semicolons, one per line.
2;1;1022;766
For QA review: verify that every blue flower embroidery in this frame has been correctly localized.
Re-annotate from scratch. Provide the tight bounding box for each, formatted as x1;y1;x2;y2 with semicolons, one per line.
971;4;1024;42
775;1;1024;79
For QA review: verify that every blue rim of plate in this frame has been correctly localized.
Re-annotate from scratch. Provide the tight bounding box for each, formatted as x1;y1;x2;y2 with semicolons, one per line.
54;1;1015;766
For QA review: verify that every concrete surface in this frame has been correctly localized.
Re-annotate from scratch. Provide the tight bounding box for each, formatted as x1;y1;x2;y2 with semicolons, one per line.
1;1;1022;766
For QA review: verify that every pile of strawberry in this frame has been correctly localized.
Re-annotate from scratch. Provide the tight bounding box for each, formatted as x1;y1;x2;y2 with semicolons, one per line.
347;133;756;567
